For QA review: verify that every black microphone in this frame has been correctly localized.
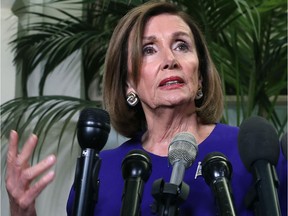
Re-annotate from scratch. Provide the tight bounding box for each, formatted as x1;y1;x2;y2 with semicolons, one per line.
280;132;287;160
201;152;237;216
238;116;281;216
72;108;110;216
168;132;198;185
121;149;152;216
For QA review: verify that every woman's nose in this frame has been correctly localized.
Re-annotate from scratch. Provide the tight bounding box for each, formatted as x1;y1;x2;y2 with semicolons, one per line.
161;50;180;70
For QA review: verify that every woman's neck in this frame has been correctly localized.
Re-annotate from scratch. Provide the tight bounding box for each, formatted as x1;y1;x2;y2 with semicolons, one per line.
141;108;215;156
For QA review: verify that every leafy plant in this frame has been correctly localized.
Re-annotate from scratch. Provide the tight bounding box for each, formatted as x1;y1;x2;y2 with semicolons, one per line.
1;0;286;154
1;0;140;145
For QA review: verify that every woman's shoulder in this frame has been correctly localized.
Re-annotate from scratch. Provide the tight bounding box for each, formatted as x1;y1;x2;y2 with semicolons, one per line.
207;122;239;141
100;136;142;158
199;123;239;155
215;122;239;132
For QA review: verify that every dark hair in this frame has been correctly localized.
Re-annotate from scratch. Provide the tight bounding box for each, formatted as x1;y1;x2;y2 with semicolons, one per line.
103;1;223;138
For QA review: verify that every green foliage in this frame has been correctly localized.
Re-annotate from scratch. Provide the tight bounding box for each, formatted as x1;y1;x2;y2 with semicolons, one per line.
1;96;101;152
1;0;286;153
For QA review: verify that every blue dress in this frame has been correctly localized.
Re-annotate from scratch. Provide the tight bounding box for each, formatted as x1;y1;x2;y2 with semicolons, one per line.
66;123;287;215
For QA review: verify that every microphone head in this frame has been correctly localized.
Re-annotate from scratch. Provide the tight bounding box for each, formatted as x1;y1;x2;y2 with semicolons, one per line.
168;132;198;168
201;152;232;185
238;116;280;171
122;149;152;181
77;108;110;150
281;132;287;160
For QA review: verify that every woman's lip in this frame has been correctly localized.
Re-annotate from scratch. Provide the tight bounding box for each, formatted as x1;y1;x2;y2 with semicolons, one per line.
159;76;184;86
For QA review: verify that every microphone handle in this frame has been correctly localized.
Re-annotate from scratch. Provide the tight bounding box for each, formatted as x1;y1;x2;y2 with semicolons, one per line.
121;178;144;216
211;177;237;216
170;162;185;185
252;160;281;216
72;148;101;216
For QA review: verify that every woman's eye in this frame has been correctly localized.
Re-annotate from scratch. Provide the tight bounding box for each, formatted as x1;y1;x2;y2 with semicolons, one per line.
143;45;156;55
175;41;189;52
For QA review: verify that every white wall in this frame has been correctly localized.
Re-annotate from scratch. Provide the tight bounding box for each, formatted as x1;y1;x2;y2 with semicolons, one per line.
1;3;19;216
1;6;17;104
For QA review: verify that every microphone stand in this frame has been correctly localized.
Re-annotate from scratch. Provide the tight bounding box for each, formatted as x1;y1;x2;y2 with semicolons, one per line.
72;149;102;216
244;161;281;216
151;178;190;216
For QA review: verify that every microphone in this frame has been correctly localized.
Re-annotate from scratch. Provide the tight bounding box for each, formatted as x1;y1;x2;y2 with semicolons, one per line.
201;152;237;216
121;149;152;216
168;132;198;185
280;132;287;160
151;132;198;216
238;116;281;216
72;108;110;216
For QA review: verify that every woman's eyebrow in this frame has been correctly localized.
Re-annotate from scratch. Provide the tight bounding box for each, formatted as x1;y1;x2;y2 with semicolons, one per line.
142;31;191;41
172;31;191;39
142;35;156;42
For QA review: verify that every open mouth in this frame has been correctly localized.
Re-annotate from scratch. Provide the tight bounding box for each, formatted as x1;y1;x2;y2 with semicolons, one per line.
159;77;184;87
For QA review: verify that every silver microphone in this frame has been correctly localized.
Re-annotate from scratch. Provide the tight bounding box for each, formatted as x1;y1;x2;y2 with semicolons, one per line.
168;132;198;185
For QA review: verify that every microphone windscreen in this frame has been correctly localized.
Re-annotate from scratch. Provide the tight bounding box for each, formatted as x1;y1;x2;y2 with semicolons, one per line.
122;149;152;181
201;152;232;185
77;108;110;150
168;132;198;168
238;116;280;171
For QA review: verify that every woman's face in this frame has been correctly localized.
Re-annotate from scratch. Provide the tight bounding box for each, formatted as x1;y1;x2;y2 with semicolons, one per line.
127;14;201;110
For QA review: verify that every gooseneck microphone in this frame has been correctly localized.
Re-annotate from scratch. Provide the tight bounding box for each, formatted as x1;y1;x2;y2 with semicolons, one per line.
72;108;110;216
121;149;152;216
238;116;281;216
151;132;198;216
201;152;237;216
168;132;198;185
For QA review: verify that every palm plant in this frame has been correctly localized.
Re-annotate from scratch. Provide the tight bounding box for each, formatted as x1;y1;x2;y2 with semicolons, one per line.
1;0;139;150
1;0;287;155
209;0;287;130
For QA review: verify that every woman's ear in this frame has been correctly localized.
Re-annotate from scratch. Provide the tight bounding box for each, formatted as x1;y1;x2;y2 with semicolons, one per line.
125;80;136;95
125;81;139;106
198;73;203;88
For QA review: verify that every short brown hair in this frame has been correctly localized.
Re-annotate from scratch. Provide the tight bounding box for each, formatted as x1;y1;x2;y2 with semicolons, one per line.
103;1;223;138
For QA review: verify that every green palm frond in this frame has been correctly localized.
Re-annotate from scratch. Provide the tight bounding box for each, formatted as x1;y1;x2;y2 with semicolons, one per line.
208;0;287;132
1;96;101;155
11;7;105;96
11;0;144;97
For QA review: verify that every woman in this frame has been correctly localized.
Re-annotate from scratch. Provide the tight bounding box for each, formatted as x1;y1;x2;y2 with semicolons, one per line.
6;1;287;216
